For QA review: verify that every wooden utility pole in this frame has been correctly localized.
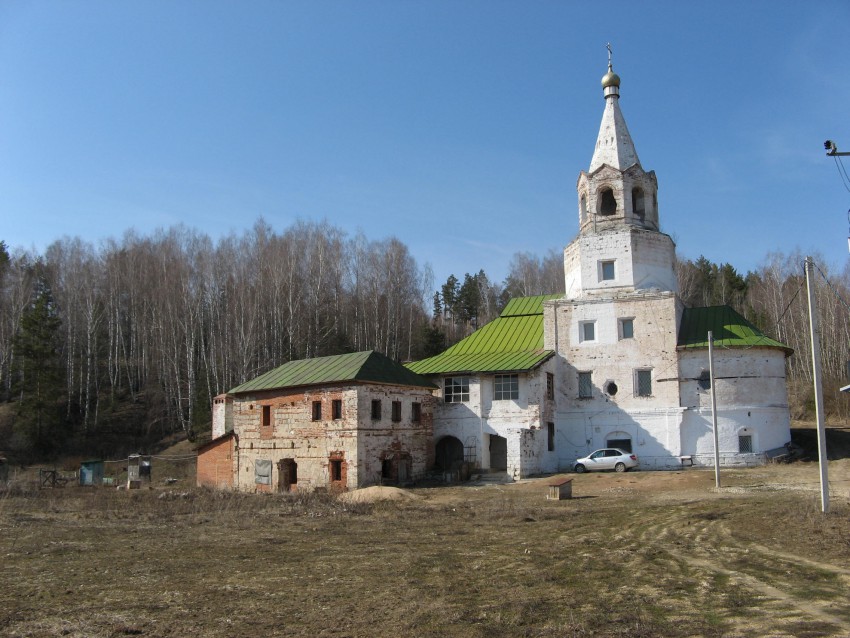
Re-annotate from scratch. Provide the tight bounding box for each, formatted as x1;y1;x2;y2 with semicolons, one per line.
805;257;829;513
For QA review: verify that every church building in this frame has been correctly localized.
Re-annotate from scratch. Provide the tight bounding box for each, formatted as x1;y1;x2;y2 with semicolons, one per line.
407;58;792;477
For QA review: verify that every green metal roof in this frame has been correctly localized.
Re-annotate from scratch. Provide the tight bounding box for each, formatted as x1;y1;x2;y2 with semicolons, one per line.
678;306;793;355
229;350;436;394
406;294;560;375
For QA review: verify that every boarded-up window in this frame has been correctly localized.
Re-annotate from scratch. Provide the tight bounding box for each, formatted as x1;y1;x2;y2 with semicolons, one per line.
411;402;421;423
371;399;381;420
262;405;271;427
332;399;342;420
391;400;402;422
312;401;322;421
255;459;272;485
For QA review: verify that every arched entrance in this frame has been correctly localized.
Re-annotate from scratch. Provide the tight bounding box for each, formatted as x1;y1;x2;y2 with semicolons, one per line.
606;432;632;453
435;436;464;471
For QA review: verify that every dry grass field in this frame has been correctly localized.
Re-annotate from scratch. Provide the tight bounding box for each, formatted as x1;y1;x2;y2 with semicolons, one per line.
3;461;850;638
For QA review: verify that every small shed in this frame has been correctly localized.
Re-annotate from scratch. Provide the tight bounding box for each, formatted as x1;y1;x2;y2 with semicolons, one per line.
79;460;104;486
546;477;573;500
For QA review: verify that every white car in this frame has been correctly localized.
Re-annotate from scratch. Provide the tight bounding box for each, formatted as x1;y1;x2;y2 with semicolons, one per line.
574;448;638;473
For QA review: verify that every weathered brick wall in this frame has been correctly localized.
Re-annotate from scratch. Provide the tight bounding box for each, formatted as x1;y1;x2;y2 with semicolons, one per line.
229;383;434;492
196;434;235;488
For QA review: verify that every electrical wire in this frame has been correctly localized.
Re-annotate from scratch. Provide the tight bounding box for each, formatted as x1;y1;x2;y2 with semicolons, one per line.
835;157;850;193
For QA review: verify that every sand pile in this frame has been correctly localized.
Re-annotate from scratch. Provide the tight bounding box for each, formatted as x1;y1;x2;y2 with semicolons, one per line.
337;485;421;503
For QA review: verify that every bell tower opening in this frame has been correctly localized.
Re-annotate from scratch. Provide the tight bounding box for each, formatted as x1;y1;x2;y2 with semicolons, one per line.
632;187;645;220
599;188;617;216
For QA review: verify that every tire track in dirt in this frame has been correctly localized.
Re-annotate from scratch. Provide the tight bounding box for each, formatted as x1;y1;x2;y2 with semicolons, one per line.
635;510;850;632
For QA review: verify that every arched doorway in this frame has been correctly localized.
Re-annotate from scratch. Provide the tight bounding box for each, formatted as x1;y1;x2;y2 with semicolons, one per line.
606;432;632;453
435;436;464;471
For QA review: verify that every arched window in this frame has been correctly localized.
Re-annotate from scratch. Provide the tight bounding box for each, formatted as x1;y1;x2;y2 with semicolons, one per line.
632;187;645;219
599;188;617;216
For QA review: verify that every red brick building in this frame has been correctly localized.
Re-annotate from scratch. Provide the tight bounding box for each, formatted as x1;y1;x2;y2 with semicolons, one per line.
197;351;435;492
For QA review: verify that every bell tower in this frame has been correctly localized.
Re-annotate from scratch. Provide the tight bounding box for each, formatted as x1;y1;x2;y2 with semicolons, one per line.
564;49;677;299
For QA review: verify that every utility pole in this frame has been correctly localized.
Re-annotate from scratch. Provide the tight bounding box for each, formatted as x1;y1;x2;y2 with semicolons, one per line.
708;331;720;488
805;257;829;513
824;140;850;156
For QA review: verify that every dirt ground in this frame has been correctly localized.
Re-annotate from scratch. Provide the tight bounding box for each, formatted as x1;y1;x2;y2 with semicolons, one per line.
3;458;850;638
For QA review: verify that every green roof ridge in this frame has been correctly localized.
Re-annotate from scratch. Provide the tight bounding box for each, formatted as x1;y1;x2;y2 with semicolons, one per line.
230;350;435;394
678;306;792;354
407;294;559;375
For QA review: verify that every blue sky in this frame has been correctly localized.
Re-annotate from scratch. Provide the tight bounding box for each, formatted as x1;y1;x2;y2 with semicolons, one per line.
2;1;849;291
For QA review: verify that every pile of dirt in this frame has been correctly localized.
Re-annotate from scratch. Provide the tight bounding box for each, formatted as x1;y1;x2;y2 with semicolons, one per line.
337;485;421;503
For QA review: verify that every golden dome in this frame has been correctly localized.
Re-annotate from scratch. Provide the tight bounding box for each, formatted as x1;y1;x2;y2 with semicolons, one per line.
601;65;620;89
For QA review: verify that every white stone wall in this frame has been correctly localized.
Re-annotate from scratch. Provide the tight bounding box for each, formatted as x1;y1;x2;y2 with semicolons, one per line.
430;361;556;478
678;347;791;465
563;229;677;299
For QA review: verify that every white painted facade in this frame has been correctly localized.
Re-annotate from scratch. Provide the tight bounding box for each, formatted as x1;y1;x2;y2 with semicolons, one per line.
424;60;791;477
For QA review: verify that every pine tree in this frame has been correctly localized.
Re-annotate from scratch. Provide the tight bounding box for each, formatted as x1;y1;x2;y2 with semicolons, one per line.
13;270;65;456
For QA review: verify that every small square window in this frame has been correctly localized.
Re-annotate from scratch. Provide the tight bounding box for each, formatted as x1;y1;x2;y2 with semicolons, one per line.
371;399;382;420
261;405;271;427
619;318;634;339
580;321;596;342
739;435;753;454
391;400;402;422
444;377;470;403
600;260;615;281
636;369;652;397
311;401;322;421
578;372;593;399
332;399;342;420
494;374;518;401
546;373;554;400
411;402;421;423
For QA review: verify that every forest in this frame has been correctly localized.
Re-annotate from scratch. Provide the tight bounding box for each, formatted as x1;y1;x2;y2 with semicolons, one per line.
1;218;849;461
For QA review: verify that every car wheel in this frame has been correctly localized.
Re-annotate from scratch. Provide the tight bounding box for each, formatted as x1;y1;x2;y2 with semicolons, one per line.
574;464;586;474
614;462;626;473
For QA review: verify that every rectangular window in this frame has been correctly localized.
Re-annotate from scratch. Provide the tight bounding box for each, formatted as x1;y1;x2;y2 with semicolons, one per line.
330;459;342;482
580;321;596;342
371;399;382;420
546;373;554;400
578;371;593;399
619;318;634;339
444;377;470;403
600;260;615;281
494;374;519;401
332;399;342;420
391;400;402;422
739;435;753;454
547;422;555;452
311;400;322;421
261;405;271;427
411;402;421;423
636;369;653;397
